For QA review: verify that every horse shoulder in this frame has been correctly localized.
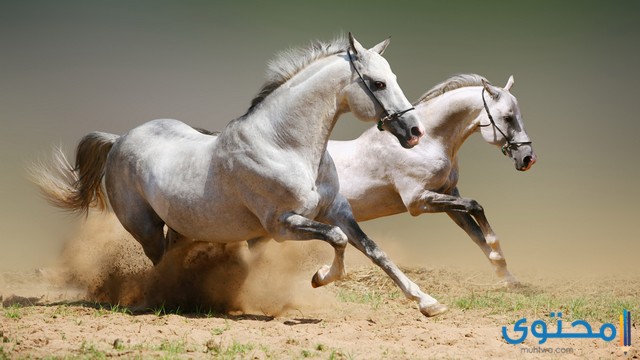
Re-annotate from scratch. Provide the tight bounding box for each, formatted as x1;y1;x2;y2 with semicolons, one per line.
396;141;452;186
330;138;390;195
389;143;456;213
216;134;328;221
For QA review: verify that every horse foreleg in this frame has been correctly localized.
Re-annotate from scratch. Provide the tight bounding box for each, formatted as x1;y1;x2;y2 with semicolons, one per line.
113;202;167;265
446;211;519;286
447;188;520;285
275;213;347;287
405;187;519;286
320;196;448;317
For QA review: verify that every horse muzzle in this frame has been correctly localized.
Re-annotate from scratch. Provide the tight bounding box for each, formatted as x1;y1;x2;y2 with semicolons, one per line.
379;112;424;149
515;150;537;171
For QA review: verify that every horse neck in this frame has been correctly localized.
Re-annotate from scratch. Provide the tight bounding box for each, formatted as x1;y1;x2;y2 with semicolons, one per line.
247;56;349;162
416;86;485;158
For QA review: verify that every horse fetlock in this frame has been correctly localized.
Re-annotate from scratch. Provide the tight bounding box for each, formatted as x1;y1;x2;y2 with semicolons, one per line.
485;234;498;245
489;250;503;261
487;236;504;260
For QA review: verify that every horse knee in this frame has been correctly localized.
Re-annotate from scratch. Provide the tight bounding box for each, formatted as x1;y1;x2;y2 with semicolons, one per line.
407;195;433;216
467;199;483;214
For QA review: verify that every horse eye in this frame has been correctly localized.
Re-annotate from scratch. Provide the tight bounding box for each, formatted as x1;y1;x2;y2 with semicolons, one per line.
504;116;514;122
374;81;386;90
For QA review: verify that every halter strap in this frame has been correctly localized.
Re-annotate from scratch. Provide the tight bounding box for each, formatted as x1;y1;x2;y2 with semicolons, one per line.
480;87;532;156
347;51;414;131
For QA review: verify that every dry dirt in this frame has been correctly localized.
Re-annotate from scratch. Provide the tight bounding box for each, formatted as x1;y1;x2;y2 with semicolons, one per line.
1;215;638;359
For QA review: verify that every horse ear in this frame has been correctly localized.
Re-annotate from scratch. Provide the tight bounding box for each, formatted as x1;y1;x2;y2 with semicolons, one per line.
369;37;391;55
348;32;366;57
482;79;500;99
504;75;515;91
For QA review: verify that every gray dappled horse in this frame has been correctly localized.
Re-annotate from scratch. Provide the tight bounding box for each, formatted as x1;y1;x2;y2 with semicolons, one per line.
329;74;536;286
33;34;453;317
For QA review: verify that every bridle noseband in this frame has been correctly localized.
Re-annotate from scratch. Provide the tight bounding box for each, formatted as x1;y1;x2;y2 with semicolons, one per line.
347;51;415;131
480;87;532;156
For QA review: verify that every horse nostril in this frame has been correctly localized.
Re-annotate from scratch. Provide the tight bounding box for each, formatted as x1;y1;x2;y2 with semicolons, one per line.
411;126;423;138
523;156;532;166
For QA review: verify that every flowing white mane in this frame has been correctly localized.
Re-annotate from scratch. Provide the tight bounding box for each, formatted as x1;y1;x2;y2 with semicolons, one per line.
414;74;489;105
246;35;349;114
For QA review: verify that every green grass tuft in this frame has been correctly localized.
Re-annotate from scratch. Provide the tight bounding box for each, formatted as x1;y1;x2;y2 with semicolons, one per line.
210;340;255;359
79;341;107;359
3;304;22;320
336;289;400;310
158;339;186;355
450;289;639;323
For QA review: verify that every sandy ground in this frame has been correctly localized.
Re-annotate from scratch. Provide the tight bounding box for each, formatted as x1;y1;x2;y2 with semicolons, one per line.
1;215;638;359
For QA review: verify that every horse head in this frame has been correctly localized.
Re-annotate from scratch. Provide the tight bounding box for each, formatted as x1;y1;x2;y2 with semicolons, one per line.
343;33;424;149
479;76;536;171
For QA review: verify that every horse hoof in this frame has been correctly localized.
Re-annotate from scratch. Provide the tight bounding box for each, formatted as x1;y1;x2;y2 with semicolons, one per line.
502;278;522;288
311;272;321;288
420;303;448;317
496;272;521;288
311;265;331;288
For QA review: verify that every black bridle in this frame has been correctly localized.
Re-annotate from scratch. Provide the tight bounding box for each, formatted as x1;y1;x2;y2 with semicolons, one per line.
480;88;532;156
347;51;415;131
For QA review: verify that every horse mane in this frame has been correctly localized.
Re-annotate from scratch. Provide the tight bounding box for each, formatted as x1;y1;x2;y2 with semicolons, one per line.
245;35;349;115
414;74;489;105
192;126;219;136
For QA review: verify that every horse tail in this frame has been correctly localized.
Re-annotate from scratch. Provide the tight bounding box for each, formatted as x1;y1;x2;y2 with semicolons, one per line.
30;132;119;216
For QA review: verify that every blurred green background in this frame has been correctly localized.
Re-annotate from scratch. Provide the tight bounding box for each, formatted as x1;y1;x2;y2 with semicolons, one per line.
1;1;638;276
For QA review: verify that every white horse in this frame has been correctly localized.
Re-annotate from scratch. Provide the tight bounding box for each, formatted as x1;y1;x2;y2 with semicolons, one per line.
328;74;536;285
33;34;451;317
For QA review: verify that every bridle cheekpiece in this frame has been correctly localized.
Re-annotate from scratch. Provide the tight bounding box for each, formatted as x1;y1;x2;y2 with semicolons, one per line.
347;51;415;131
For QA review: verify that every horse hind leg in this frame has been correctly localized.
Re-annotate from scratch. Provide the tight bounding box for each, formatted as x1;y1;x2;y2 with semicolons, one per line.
126;220;166;265
113;200;168;265
166;227;191;249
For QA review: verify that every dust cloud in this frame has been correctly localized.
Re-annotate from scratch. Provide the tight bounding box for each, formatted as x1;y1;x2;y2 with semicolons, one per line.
53;213;336;316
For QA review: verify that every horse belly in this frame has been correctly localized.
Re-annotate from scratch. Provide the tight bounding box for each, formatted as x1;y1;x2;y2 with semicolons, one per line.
345;184;407;221
148;169;268;243
165;201;267;243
